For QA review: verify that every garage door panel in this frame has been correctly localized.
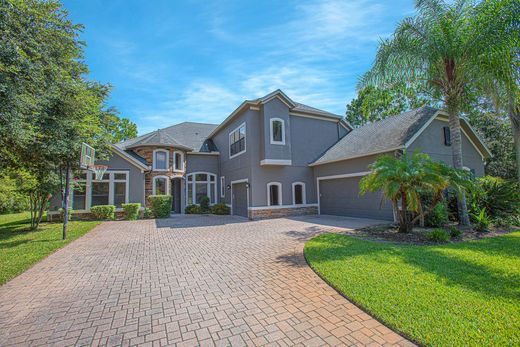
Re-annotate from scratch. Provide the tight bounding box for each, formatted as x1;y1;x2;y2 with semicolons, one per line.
319;177;394;220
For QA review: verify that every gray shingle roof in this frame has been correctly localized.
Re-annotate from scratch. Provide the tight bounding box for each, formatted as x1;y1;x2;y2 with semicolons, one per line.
116;122;218;152
311;106;439;165
293;102;341;118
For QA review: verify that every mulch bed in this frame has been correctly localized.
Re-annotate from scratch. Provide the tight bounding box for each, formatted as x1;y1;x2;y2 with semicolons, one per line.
342;224;518;245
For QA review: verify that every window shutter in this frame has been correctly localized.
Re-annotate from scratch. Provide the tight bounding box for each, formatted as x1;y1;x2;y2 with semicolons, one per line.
443;127;451;146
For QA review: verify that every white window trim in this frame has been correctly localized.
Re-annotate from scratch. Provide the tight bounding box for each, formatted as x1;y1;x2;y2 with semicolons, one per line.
292;182;306;205
173;150;184;172
152;149;169;171
270;118;285;145
229;122;246;159
71;170;129;212
152;175;170;195
267;182;282;206
186;172;218;205
220;176;225;198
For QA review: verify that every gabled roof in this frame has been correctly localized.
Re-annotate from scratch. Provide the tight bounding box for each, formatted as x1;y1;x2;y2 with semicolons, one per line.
310;106;491;166
116;122;218;152
207;89;343;138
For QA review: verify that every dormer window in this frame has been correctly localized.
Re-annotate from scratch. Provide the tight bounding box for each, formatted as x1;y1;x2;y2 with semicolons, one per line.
270;118;285;145
153;149;169;171
173;151;184;172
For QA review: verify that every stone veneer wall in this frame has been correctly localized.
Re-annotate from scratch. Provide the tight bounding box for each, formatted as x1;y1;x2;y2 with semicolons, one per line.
133;146;185;206
248;206;317;220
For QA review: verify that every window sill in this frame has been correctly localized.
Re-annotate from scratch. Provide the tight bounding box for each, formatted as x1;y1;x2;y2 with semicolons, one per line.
229;150;246;160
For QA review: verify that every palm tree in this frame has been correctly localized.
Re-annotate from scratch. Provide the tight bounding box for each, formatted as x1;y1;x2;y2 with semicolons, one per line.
360;151;472;233
359;0;512;225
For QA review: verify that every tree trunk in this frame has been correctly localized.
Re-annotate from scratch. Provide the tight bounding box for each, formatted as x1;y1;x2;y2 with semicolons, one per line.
508;96;520;184
398;192;411;233
62;163;71;240
446;103;470;226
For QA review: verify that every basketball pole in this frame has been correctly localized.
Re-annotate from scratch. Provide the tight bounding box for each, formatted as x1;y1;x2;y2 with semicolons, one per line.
62;162;71;240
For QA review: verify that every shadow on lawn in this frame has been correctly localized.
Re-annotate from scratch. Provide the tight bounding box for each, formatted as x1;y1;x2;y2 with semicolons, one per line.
308;233;520;301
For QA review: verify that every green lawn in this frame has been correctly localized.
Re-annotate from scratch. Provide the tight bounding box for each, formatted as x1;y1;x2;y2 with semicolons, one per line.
0;212;100;285
304;232;520;346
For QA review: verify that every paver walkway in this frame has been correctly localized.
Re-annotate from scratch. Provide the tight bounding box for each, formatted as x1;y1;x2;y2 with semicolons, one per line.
0;215;414;346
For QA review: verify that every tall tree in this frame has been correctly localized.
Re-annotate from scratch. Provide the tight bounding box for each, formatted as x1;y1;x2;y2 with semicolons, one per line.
474;0;519;182
359;0;513;226
346;83;433;127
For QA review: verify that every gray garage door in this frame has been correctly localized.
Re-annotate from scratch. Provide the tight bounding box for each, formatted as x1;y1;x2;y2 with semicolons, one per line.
319;177;394;220
232;183;248;218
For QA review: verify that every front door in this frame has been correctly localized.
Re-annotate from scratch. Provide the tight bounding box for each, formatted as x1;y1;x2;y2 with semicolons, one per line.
232;183;248;217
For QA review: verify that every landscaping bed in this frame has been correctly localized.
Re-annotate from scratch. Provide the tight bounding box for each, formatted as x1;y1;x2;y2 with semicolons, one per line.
346;223;517;244
304;232;520;346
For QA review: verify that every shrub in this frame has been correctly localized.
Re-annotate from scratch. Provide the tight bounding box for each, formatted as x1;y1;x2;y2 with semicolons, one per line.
211;203;230;215
426;228;450;242
58;207;73;221
90;205;115;220
199;196;210;211
185;204;203;214
448;226;463;238
425;202;449;227
122;203;141;220
471;207;490;232
471;176;520;219
143;207;153;219
147;195;172;218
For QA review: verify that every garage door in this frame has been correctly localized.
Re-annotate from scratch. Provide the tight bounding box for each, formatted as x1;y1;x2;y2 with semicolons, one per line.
319;176;394;220
232;182;248;218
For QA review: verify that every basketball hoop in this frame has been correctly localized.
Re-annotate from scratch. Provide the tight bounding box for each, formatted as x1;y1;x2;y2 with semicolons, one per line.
90;165;108;180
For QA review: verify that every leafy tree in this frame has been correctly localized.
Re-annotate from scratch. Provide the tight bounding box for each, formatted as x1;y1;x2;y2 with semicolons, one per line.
473;0;519;182
0;171;29;214
360;151;472;233
0;1;125;236
345;84;432;127
359;0;513;225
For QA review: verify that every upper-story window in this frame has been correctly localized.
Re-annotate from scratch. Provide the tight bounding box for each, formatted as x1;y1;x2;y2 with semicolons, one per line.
229;123;246;158
173;151;184;172
270;118;285;145
153;149;169;171
443;126;451;146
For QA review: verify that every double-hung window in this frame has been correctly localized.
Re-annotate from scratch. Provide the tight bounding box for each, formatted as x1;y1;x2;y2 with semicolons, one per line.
270;118;285;145
229;123;246;158
153;149;169;171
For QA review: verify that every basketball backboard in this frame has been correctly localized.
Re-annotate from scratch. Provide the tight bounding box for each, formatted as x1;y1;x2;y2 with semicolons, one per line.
80;143;95;169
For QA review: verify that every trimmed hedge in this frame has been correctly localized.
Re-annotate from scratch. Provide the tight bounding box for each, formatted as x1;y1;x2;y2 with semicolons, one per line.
90;205;116;220
122;203;141;220
210;203;230;215
58;208;73;221
147;195;172;218
185;204;203;214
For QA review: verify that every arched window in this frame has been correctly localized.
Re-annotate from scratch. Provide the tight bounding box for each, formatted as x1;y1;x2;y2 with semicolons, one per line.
292;182;306;205
153;176;169;195
267;182;282;206
270;118;285;145
153;149;169;171
173;151;184;172
186;172;217;205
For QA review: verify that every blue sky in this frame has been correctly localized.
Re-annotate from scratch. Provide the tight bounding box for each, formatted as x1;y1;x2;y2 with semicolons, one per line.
63;0;415;135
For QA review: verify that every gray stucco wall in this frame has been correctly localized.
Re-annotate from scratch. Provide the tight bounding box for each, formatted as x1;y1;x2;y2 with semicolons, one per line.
186;154;219;175
211;108;257;205
312;153;391;179
261;98;292;161
48;150;146;211
408;119;485;176
249;107;344;207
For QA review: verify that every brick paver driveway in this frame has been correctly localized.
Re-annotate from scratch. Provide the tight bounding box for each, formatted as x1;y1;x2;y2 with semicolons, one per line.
0;215;413;347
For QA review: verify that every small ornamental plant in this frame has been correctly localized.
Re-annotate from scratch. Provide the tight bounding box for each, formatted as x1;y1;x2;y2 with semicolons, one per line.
122;203;141;220
147;195;172;218
90;205;116;220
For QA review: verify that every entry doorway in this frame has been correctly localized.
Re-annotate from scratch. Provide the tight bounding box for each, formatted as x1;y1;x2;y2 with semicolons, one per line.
171;177;182;213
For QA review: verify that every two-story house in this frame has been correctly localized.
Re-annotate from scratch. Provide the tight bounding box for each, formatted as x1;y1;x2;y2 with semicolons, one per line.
49;89;491;221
